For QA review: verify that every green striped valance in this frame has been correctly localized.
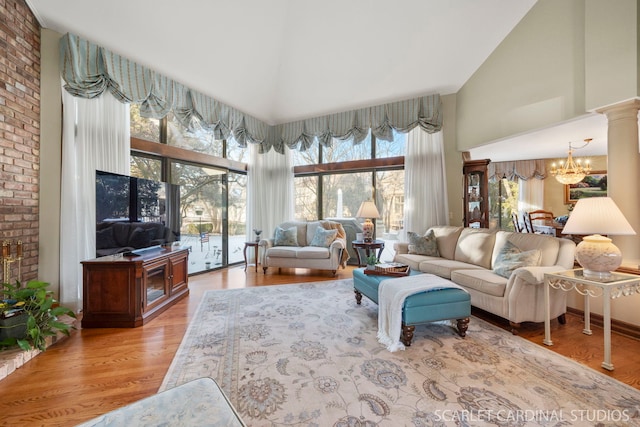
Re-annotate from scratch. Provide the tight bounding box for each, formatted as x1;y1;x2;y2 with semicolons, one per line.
60;33;442;154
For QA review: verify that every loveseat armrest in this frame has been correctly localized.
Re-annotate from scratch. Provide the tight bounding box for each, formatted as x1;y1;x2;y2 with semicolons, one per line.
513;265;573;286
330;237;346;251
393;242;410;255
259;238;274;266
259;238;274;249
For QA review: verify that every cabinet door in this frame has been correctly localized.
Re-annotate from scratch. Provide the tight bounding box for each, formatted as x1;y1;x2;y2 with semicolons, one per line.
169;251;188;294
143;261;169;311
463;159;490;228
467;172;483;228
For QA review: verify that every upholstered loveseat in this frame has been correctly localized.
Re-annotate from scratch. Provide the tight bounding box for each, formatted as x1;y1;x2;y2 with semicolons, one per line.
393;226;576;333
260;220;349;275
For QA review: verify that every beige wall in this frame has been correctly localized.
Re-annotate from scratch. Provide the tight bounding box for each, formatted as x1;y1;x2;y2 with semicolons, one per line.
442;94;463;227
584;0;638;110
38;29;63;296
456;0;588;151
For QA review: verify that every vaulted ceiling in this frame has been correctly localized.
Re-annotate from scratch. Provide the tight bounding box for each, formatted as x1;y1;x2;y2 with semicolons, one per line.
27;0;609;161
27;0;536;125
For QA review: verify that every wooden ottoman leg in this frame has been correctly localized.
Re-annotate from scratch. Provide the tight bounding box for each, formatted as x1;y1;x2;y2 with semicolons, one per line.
456;317;470;337
354;290;362;305
401;323;415;346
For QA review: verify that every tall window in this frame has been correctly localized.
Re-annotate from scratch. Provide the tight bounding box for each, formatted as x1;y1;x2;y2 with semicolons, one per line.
292;131;406;261
130;105;247;274
489;178;519;231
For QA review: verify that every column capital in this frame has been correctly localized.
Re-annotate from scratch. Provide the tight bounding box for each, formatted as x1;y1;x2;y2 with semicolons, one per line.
596;98;640;121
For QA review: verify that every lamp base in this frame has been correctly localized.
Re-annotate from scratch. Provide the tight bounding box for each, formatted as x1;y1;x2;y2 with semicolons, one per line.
575;234;622;279
362;218;374;242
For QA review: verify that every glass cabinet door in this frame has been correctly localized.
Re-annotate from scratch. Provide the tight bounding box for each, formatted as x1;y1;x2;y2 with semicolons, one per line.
467;172;483;228
145;263;168;307
463;159;490;228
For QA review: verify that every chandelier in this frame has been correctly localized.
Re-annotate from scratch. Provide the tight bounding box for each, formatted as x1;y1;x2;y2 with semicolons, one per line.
550;139;592;185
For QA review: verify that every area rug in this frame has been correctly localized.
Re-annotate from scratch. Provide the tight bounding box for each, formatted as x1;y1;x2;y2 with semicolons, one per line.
161;279;640;426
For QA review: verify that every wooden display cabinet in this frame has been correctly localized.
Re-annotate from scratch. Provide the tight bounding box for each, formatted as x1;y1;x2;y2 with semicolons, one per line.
463;159;490;228
81;246;189;328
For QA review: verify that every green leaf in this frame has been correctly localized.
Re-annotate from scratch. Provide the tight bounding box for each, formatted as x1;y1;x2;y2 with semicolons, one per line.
16;339;32;351
26;280;50;290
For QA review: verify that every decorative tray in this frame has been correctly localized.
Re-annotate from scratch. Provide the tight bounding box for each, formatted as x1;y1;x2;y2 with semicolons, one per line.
363;263;410;277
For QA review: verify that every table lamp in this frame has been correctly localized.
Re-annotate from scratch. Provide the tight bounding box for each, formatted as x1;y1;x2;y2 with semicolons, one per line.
356;201;380;242
562;197;636;278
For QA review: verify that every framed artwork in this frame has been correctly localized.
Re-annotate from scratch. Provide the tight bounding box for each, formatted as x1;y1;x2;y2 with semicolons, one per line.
564;170;607;204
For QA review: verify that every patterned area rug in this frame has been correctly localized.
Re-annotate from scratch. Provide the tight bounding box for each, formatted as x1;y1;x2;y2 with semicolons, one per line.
161;279;640;426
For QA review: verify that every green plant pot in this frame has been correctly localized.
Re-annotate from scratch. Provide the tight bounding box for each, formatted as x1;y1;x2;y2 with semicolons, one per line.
0;313;28;340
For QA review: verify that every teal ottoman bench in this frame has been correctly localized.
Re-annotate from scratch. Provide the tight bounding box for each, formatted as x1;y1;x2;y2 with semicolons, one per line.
353;268;470;346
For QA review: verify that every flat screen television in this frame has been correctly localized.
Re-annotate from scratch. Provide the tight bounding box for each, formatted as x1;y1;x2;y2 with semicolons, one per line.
95;170;181;254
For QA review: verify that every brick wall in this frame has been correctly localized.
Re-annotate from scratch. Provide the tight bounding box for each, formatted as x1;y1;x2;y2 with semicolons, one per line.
0;0;41;282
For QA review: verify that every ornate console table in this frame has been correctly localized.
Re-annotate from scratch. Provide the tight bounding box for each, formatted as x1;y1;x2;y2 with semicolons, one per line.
544;269;640;370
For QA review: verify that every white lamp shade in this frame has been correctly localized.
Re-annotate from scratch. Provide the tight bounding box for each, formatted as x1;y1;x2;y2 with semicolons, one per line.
356;201;380;219
562;197;635;236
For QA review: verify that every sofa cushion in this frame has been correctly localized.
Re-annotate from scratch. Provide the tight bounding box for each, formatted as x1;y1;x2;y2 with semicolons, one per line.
454;228;496;269
418;259;484;279
492;241;541;279
309;227;338;247
266;247;298;258
274;226;299;246
429;226;463;260
407;230;439;256
451;269;508;298
393;253;439;271
296;246;330;259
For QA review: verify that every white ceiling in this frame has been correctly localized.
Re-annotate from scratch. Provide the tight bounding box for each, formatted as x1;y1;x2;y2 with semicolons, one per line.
27;0;608;161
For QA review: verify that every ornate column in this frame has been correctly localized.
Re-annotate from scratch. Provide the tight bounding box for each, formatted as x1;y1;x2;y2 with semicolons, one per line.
597;99;640;261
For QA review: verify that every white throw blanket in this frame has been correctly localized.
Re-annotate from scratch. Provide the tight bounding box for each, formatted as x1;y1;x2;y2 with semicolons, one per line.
377;274;467;352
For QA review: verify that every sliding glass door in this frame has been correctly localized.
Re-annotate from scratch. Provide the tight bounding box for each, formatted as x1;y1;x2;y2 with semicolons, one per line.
170;162;228;274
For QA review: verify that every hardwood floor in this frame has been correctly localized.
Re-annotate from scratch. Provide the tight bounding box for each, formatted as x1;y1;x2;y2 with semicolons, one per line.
1;265;639;426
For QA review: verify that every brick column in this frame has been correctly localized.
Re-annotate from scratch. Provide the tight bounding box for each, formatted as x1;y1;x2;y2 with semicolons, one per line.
0;0;41;281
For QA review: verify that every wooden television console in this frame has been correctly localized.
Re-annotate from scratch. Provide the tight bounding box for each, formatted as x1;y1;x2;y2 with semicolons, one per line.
81;246;189;328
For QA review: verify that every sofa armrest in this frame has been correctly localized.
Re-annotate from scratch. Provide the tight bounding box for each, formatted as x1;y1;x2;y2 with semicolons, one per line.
513;265;572;285
394;242;410;255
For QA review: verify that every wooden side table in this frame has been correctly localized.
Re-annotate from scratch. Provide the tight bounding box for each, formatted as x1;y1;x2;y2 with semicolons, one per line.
243;241;259;272
352;240;385;266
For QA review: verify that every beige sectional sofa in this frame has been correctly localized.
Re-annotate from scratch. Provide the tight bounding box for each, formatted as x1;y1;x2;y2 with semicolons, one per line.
260;220;349;275
393;226;576;333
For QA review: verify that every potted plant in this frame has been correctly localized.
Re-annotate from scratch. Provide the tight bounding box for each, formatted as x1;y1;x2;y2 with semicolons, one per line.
364;253;378;270
0;280;76;352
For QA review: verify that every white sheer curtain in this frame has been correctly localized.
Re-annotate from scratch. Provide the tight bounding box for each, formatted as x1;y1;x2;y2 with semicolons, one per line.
60;89;130;311
246;144;294;242
402;129;449;237
517;178;545;213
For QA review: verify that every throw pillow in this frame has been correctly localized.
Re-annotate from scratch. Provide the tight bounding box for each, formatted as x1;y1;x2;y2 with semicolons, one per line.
309;227;338;247
407;230;439;256
493;240;541;279
274;226;298;246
